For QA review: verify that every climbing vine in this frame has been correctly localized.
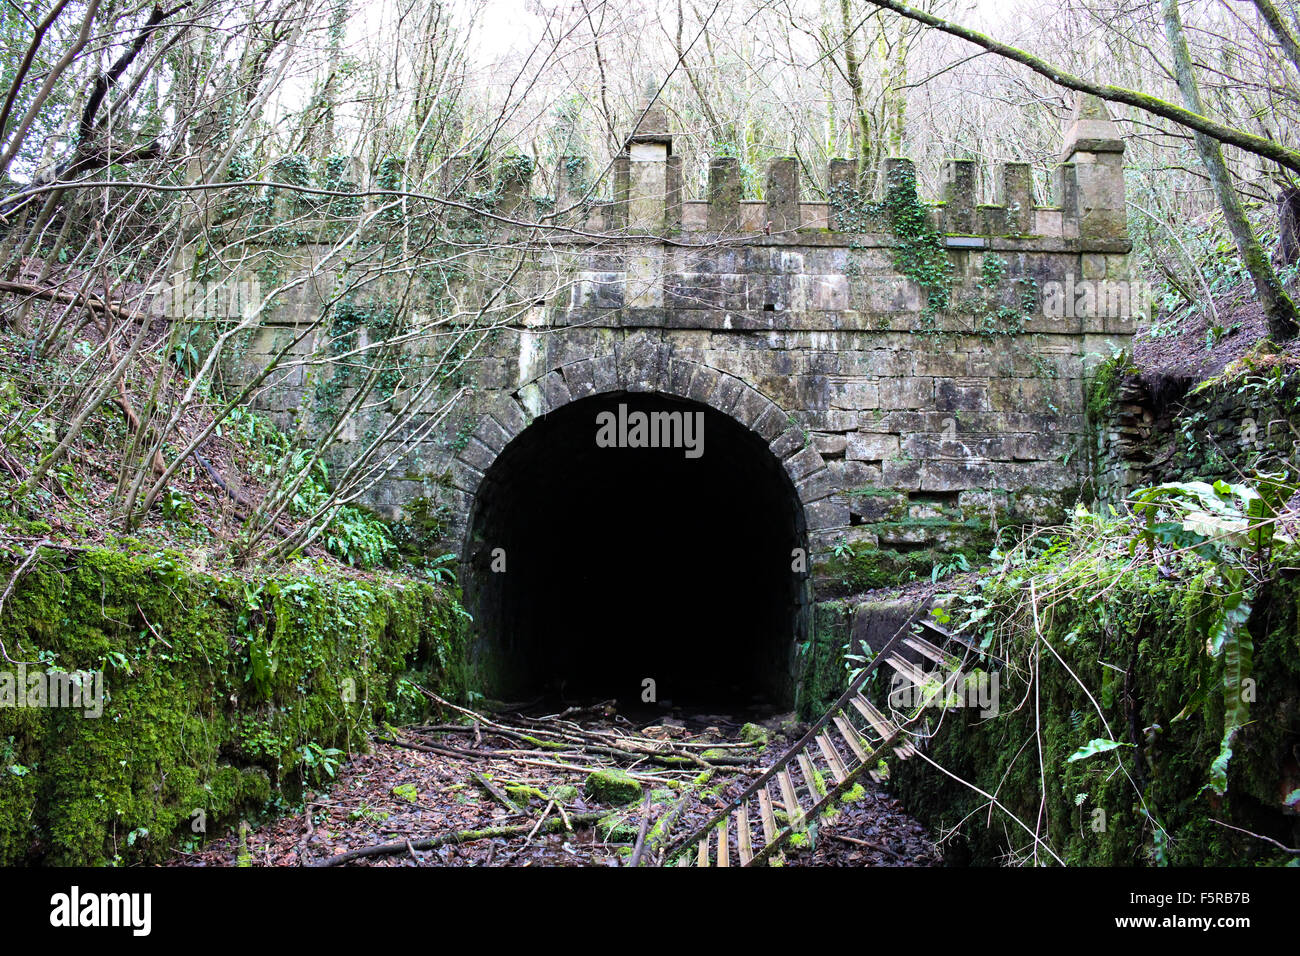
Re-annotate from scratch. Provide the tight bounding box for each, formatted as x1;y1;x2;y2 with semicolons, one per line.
832;163;1036;338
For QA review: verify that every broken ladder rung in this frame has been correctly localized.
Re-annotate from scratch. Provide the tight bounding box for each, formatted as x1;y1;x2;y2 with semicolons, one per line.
798;751;824;802
736;801;754;865
777;769;805;829
815;733;849;784
833;713;870;763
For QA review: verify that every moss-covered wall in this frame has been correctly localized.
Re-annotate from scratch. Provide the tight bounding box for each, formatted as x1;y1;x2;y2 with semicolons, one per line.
869;352;1300;866
1096;352;1300;502
794;600;853;719
812;484;1074;599
0;545;470;865
887;559;1300;867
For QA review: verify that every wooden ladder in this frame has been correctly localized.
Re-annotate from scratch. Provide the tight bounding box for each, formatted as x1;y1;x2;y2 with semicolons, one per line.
663;608;970;867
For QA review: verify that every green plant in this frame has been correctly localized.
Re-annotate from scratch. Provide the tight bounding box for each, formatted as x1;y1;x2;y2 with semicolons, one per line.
833;163;952;327
841;636;874;684
931;552;970;583
297;741;344;783
323;506;394;569
1129;476;1292;793
423;552;457;584
170;327;203;374
159;488;194;523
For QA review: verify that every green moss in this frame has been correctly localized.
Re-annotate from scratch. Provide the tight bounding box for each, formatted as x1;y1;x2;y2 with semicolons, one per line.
739;723;769;747
505;784;546;803
391;783;419;803
0;545;471;865
1087;350;1137;424
547;784;579;803
889;541;1300;867
596;812;639;842
794;600;853;719
840;783;867;804
816;547;942;595
583;768;642;805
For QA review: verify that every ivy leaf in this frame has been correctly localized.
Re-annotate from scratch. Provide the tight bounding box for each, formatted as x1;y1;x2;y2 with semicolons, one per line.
1067;738;1133;762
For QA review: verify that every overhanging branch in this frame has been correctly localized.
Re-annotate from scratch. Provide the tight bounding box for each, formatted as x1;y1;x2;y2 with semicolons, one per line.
860;0;1300;175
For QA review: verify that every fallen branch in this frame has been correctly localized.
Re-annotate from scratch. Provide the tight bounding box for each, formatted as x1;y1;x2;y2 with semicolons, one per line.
472;771;522;815
407;690;755;767
627;792;653;867
310;812;604;867
375;734;480;761
828;832;905;861
194;450;251;510
0;278;149;321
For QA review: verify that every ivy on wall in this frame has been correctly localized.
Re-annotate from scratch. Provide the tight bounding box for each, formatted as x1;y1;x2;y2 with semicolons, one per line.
832;162;1036;338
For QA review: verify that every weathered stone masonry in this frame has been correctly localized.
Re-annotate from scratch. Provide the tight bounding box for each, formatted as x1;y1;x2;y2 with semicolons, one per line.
219;95;1135;587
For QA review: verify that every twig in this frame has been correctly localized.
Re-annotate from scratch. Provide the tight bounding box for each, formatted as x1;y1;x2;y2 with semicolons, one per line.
310;812;604;867
827;833;905;860
376;734;481;760
293;804;316;862
525;800;555;845
472;771;521;815
135;601;172;649
1209;818;1300;854
628;792;653;867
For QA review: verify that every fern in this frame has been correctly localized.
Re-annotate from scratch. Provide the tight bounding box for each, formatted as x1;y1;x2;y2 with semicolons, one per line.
1208;580;1254;796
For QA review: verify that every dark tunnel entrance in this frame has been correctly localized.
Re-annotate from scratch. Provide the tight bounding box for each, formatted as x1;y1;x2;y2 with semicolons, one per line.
464;391;808;713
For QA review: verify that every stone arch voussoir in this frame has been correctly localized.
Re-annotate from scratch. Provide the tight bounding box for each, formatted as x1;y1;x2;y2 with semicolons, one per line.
450;355;839;549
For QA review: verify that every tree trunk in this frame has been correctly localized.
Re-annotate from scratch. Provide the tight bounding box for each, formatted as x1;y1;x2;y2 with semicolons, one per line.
839;0;872;177
1274;185;1300;268
1162;0;1299;340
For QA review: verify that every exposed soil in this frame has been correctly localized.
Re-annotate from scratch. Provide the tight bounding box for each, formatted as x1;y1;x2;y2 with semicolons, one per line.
1132;289;1300;387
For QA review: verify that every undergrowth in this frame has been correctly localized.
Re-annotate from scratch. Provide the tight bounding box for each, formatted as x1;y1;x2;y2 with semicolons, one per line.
895;474;1300;865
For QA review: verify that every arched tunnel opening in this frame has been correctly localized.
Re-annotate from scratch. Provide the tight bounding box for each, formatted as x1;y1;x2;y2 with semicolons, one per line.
464;391;808;716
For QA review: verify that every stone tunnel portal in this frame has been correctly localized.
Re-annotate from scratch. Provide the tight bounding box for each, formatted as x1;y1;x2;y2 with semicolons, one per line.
465;391;808;712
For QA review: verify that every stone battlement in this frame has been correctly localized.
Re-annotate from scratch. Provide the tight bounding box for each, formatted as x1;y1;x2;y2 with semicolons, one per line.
247;95;1127;254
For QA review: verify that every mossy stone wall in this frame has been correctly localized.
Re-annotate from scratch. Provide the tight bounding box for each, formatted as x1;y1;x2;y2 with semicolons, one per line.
887;564;1300;866
0;546;469;865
